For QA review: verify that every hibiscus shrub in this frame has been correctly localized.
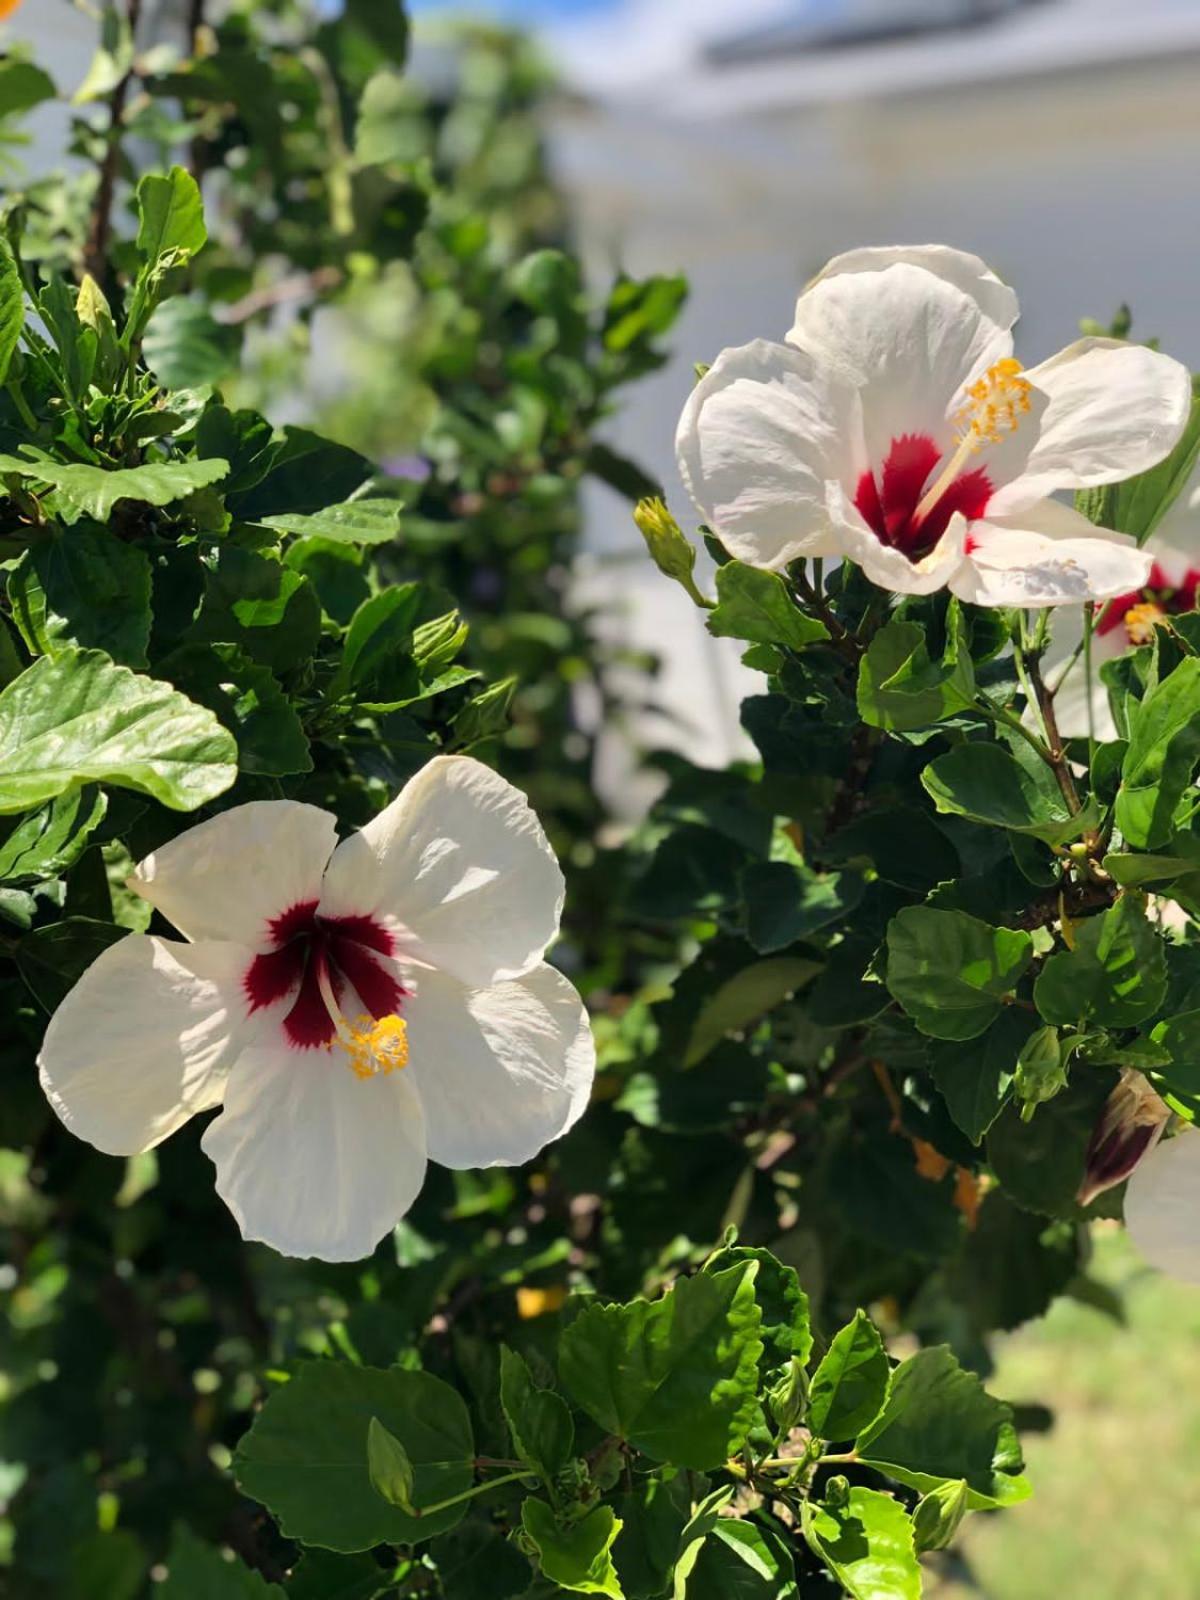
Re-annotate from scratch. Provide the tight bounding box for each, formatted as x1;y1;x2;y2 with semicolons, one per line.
7;6;1200;1600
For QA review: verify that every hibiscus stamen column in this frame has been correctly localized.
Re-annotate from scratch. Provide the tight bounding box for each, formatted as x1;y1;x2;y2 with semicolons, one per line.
912;358;1033;526
315;958;409;1080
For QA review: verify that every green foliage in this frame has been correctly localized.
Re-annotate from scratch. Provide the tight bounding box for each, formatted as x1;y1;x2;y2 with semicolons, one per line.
3;3;1198;1596
558;1264;764;1470
235;1365;475;1550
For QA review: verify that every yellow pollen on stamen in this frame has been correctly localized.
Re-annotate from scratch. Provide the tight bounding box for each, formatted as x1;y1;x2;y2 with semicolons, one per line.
1124;601;1166;646
339;1013;409;1080
315;960;409;1080
953;357;1033;450
912;357;1034;528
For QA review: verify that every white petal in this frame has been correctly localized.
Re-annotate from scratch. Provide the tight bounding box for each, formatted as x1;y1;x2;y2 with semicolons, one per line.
318;756;564;988
202;1041;427;1261
675;339;860;569
796;245;1019;337
1125;1131;1200;1287
951;500;1153;609
404;961;594;1170
38;936;252;1156
132;801;338;946
786;258;1014;463
831;489;968;597
990;339;1192;513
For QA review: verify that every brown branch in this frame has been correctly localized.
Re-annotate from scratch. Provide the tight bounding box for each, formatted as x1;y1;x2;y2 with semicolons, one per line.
84;0;143;284
214;265;344;325
185;0;208;182
1025;650;1083;816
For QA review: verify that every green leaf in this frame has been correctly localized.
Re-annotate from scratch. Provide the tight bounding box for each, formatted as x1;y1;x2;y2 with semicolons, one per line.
136;165;207;272
741;861;863;954
232;425;372;519
0;787;106;885
684;955;820;1067
0;58;58;118
705;1244;812;1372
1106;385;1200;545
453;676;516;746
802;1487;920;1600
286;1550;394;1600
922;740;1098;846
366;1416;417;1514
0;235;23;387
191;547;322;672
928;1007;1035;1143
857;607;974;732
807;1310;889;1442
1034;896;1167;1029
856;1346;1030;1509
499;1346;575;1485
0;650;236;814
612;1476;691;1600
234;1364;475;1552
0;453;229;523
707;563;828;651
430;1520;530;1600
8;529;152;667
261;498;404;546
157;644;311;777
522;1500;624;1598
558;1265;763;1470
159;1522;283;1598
17;917;127;1012
885;906;1033;1041
680;1519;798;1599
1115;655;1200;848
143;296;238;389
671;1489;734;1600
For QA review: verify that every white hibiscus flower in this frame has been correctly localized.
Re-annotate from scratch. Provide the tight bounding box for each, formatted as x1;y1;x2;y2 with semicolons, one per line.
1050;475;1200;741
37;756;595;1262
677;245;1191;605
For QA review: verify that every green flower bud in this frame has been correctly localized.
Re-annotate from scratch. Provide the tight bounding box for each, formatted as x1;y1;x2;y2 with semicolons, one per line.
823;1475;850;1510
913;1478;969;1552
767;1356;808;1435
633;497;711;607
1015;1025;1068;1121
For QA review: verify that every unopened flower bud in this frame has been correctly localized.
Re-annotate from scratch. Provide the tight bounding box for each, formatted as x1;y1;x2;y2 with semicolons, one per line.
767;1356;808;1435
913;1478;969;1552
824;1475;850;1510
1077;1067;1171;1207
633;497;711;607
1015;1026;1067;1120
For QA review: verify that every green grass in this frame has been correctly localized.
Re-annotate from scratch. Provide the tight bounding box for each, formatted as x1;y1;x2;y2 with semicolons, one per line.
929;1224;1200;1598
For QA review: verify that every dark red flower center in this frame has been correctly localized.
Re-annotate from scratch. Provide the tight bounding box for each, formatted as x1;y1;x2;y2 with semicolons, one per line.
853;433;992;562
244;900;405;1049
1096;562;1200;637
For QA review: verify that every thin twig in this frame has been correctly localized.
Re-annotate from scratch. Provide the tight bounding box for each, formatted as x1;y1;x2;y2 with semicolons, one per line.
84;0;143;283
214;265;344;325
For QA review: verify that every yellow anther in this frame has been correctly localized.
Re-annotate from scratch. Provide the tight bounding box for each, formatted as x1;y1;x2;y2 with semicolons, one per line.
1123;601;1165;646
315;960;408;1080
339;1014;409;1079
954;357;1033;450
912;357;1035;528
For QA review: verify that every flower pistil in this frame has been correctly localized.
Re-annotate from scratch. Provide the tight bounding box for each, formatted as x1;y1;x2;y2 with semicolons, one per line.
316;959;409;1079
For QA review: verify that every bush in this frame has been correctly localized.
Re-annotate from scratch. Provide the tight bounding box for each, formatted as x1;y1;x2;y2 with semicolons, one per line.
2;4;1198;1597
